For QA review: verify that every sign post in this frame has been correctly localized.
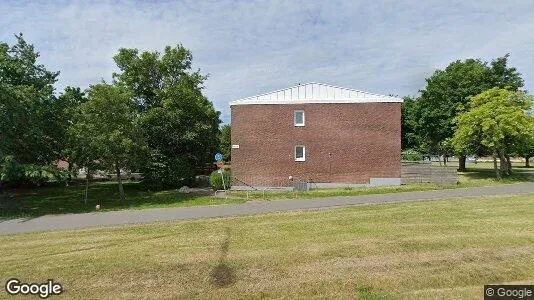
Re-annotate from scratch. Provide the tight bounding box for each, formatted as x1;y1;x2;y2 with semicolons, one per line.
214;153;226;191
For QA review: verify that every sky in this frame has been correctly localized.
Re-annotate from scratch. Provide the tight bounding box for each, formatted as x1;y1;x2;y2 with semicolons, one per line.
2;0;534;123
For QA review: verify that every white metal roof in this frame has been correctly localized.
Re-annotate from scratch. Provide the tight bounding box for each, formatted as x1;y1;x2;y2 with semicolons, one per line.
230;82;403;105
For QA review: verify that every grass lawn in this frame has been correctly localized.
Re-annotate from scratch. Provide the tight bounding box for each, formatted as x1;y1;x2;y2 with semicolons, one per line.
0;181;245;219
231;167;532;200
1;194;534;299
0;161;531;219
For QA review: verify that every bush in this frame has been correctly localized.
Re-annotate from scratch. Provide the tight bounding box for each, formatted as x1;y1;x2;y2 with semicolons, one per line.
23;164;70;186
401;149;423;161
209;169;231;190
0;156;24;183
141;151;196;190
1;157;69;186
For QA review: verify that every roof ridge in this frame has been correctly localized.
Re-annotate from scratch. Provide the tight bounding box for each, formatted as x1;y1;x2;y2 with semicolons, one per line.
303;82;398;98
235;82;398;102
231;82;402;105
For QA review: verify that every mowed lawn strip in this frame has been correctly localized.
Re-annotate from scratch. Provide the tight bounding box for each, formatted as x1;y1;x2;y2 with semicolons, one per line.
2;165;531;219
1;194;534;299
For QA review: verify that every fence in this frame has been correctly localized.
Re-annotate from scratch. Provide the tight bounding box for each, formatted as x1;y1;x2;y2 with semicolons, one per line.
401;161;458;185
231;176;310;191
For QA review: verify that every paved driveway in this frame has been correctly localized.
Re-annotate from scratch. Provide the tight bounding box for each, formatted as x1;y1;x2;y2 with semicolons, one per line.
1;182;533;235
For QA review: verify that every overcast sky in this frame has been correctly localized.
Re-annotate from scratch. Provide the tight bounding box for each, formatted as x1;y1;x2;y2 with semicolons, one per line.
2;0;534;123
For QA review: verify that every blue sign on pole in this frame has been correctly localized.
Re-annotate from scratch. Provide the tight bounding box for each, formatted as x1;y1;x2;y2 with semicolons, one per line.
215;153;223;162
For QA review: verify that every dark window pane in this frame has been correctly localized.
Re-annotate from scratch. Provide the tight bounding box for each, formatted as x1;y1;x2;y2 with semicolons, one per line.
295;111;304;125
296;146;304;158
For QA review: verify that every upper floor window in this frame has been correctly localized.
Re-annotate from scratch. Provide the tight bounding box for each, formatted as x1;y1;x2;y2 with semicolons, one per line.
294;110;305;126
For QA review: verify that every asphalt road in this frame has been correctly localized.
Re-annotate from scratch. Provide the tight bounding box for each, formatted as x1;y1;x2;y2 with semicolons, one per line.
1;182;533;235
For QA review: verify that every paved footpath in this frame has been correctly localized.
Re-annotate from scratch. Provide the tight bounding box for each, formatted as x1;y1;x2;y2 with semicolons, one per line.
1;182;534;235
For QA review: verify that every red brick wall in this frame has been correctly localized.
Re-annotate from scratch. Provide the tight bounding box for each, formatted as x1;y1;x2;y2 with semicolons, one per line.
231;103;401;187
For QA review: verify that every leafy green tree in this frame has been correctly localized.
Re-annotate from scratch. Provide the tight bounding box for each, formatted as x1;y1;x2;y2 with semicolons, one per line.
112;45;220;188
113;45;204;111
57;86;88;177
70;83;146;201
0;156;24;196
417;55;524;170
220;124;231;161
513;128;534;167
452;88;533;179
487;54;524;90
0;34;61;166
418;58;492;168
62;87;98;203
0;33;76;194
401;96;421;150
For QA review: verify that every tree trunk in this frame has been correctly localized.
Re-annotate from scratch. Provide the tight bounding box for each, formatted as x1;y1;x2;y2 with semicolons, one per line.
526;157;531;168
493;154;501;180
442;154;447;166
458;155;466;172
84;171;90;205
67;160;73;182
116;162;124;202
498;150;508;177
0;180;4;203
506;155;512;174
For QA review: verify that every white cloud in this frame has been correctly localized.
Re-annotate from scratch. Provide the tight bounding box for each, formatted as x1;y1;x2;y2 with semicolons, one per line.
2;0;534;122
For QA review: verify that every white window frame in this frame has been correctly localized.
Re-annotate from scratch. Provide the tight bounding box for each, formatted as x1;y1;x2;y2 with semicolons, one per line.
295;145;306;162
294;110;305;127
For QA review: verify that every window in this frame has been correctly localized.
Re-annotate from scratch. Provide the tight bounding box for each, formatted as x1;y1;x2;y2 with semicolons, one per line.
295;145;305;161
294;110;305;126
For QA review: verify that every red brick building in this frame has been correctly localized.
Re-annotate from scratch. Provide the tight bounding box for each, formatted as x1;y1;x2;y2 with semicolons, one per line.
230;83;403;189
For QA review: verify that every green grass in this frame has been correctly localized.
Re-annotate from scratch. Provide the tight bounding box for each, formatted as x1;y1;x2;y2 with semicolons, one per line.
232;168;532;200
1;162;532;219
432;160;534;170
0;181;244;220
1;194;534;299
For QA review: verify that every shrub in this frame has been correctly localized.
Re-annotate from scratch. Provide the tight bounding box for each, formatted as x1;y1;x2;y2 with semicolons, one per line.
0;156;24;183
0;155;24;186
209;169;231;190
1;157;69;187
141;151;196;189
23;164;70;186
401;149;423;161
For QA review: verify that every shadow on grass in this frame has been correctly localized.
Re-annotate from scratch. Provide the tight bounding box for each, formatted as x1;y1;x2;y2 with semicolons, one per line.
211;227;236;287
0;181;219;220
461;167;532;182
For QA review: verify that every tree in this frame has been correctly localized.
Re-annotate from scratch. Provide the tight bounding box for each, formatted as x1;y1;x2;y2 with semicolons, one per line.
0;156;24;197
452;88;533;179
418;58;492;168
70;83;145;201
56;86;88;178
0;34;61;166
220;124;231;161
487;54;524;91
113;45;203;111
62;87;98;203
513;128;534;168
417;55;524;171
401;96;422;150
113;45;220;188
1;34;70;193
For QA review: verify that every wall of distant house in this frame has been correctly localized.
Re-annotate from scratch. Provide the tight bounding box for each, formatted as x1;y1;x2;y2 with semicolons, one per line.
231;102;401;187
